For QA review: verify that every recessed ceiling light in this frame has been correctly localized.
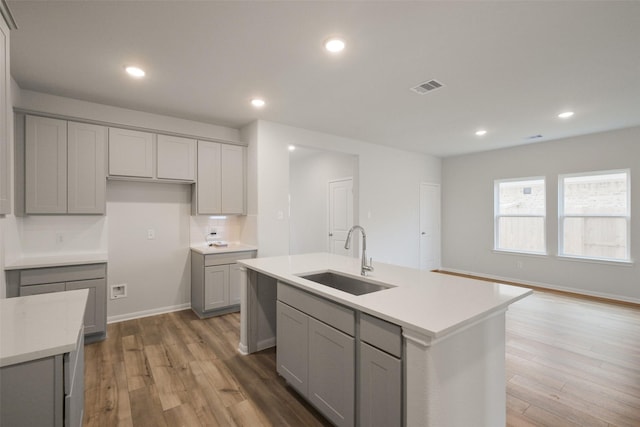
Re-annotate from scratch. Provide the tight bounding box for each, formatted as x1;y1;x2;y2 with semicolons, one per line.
288;145;296;151
558;111;574;119
324;37;345;53
251;98;266;108
125;66;145;78
475;129;487;136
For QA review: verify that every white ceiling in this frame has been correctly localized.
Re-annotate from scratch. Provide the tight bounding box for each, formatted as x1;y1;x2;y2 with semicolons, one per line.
7;1;640;157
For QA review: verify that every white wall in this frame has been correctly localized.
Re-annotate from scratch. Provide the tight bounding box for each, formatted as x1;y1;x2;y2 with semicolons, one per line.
442;126;640;303
289;148;357;255
251;120;441;268
106;181;191;320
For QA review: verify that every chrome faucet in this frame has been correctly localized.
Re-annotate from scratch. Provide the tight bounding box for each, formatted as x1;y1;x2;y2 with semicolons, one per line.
344;225;374;276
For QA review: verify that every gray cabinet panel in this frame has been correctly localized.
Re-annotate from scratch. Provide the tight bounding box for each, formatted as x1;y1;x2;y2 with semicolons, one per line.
360;313;402;358
195;140;221;214
204;264;228;311
25;115;67;213
276;301;309;396
220;144;245;214
195;141;246;215
67;121;107;214
308;317;355;427
278;282;354;335
108;127;154;178
157;134;196;181
0;17;9;214
19;263;106;286
359;342;402;427
66;279;106;336
20;282;66;296
229;262;242;306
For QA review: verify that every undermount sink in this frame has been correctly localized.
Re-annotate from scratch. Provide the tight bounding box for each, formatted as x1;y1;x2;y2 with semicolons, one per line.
299;271;392;295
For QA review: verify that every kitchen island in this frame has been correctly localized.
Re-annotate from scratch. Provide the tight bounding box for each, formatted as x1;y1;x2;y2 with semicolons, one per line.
238;252;531;427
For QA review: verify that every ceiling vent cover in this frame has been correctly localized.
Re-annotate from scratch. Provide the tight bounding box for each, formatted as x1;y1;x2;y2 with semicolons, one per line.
410;79;444;95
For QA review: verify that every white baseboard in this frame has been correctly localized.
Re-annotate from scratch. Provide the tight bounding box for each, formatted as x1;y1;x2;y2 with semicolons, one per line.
107;303;191;324
439;267;640;305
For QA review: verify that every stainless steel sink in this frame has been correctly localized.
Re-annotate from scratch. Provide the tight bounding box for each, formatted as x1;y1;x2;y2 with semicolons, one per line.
299;271;392;295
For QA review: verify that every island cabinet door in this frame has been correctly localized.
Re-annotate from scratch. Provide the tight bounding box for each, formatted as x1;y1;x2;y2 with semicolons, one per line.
276;301;309;396
359;342;402;427
308;317;355;427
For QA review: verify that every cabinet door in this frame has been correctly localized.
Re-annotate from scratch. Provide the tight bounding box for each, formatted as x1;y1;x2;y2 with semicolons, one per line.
276;301;309;396
157;134;196;181
0;17;9;214
66;278;106;336
20;282;66;296
308;317;355;427
359;342;402;427
108;127;154;178
196;141;222;214
67;122;107;214
228;262;242;305
204;265;229;311
220;144;245;214
25;115;67;213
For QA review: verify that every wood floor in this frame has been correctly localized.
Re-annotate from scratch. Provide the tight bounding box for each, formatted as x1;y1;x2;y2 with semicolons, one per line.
84;291;640;427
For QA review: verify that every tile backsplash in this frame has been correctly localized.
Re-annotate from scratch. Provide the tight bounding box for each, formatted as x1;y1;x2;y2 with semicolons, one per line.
189;215;242;245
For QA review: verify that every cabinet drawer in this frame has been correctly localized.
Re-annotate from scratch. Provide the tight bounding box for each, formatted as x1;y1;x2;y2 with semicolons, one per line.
204;250;256;266
278;282;354;336
19;282;66;296
19;264;106;286
360;313;402;358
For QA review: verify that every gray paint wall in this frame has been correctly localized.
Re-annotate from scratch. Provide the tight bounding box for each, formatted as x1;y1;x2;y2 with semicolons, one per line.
442;126;640;302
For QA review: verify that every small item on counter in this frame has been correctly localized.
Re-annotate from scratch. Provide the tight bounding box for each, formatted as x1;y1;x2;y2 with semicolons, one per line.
206;232;217;246
212;240;229;247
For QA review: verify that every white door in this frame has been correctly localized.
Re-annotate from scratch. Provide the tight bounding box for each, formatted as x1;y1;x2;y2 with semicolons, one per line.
328;178;353;256
420;183;441;270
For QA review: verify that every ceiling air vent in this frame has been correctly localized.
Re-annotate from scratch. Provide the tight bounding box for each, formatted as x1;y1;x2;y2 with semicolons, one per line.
410;79;444;95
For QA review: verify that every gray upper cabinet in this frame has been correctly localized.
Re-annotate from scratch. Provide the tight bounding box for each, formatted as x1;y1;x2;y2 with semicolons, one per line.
0;16;10;214
67;122;107;214
157;134;196;181
24;116;106;215
195;140;245;215
25;116;68;213
108;127;154;178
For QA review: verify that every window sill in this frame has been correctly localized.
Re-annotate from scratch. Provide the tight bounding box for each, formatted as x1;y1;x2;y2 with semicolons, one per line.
492;249;548;258
556;255;634;267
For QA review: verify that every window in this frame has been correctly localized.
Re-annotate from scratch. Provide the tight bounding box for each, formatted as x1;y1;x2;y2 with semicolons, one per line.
559;170;630;262
494;177;546;254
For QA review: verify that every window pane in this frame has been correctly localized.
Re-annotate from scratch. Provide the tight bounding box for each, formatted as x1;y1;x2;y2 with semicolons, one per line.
563;217;628;260
563;172;628;215
498;179;545;215
497;217;545;253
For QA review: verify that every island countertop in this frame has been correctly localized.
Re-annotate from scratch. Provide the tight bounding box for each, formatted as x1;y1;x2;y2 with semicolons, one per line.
0;289;89;367
239;252;532;339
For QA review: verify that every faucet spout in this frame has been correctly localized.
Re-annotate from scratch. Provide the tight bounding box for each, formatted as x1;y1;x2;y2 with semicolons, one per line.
344;225;374;276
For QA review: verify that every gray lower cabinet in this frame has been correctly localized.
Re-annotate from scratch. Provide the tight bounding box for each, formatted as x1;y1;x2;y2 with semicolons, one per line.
359;313;403;427
0;329;84;427
191;250;256;318
9;263;107;339
276;282;355;427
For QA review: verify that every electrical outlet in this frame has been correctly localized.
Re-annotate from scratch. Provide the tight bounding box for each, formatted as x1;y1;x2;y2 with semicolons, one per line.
147;229;155;240
110;284;127;299
516;260;524;269
55;233;64;244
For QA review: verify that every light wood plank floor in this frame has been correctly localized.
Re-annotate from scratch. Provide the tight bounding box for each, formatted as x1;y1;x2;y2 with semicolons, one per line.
84;291;640;426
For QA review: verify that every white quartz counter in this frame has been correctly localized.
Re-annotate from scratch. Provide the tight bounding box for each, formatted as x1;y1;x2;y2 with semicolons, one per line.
4;252;108;270
239;252;531;339
190;243;258;255
0;289;89;367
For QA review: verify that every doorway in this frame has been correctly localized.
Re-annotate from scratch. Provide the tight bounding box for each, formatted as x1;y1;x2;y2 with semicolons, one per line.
328;178;354;256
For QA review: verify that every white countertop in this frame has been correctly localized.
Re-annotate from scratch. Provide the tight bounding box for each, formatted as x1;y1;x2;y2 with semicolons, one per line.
190;243;258;255
4;252;108;270
0;289;89;367
239;252;532;339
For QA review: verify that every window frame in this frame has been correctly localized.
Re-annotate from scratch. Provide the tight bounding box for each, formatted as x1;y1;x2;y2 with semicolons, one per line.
558;169;631;263
494;176;547;255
